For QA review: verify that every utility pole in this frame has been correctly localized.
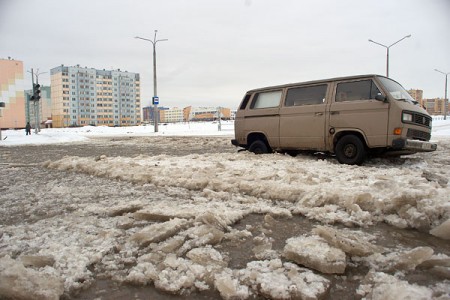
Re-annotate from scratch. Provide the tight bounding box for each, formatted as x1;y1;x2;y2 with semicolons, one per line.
217;107;222;131
434;69;449;120
0;101;5;141
28;69;46;134
135;30;168;132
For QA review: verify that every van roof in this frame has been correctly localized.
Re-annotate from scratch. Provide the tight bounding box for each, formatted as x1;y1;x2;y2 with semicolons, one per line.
246;74;392;93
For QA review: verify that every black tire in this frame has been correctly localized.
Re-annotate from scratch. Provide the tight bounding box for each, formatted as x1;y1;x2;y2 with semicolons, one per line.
248;140;269;154
335;135;366;165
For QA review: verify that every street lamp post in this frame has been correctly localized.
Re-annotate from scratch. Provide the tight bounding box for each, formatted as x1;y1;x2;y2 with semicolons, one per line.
135;30;168;133
368;34;411;77
434;69;449;120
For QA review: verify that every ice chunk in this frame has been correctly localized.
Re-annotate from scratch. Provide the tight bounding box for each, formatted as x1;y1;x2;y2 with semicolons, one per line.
177;224;224;256
284;262;331;300
252;235;278;260
186;247;227;267
357;271;433;300
214;269;249;300
134;211;174;222
312;225;383;257
20;255;55;268
0;256;64;300
195;211;229;231
154;235;186;254
154;254;210;294
125;262;158;285
130;218;191;247
430;219;450;240
283;235;346;274
418;254;450;268
366;247;434;272
108;202;142;217
237;259;330;299
263;214;277;228
422;170;448;187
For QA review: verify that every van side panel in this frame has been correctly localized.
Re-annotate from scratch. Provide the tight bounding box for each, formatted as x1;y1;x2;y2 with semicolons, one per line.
279;104;327;150
279;84;329;151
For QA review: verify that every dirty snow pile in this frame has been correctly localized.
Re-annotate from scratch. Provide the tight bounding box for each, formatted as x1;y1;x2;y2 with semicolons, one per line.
43;144;450;232
0;120;450;299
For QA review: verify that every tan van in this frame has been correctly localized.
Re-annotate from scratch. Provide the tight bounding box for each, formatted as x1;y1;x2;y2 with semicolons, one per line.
231;74;437;165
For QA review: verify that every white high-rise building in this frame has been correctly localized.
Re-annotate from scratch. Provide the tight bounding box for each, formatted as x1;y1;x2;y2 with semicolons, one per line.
50;65;141;127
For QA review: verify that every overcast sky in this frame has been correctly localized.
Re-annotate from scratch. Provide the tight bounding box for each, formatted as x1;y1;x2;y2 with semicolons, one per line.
1;0;449;109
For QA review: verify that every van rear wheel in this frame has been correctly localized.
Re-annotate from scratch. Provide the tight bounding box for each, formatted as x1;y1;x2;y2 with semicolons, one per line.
335;135;366;165
249;140;269;154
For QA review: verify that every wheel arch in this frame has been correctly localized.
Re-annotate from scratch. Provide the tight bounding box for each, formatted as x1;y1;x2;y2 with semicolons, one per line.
332;130;368;153
247;132;269;147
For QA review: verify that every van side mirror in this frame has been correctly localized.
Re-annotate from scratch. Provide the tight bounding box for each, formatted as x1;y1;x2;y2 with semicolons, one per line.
375;94;387;102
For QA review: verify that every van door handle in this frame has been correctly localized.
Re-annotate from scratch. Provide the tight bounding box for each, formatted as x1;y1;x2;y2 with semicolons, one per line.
331;111;340;115
315;112;323;116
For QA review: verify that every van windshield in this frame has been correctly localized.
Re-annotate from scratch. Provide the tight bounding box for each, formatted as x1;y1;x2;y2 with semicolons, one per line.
377;77;418;105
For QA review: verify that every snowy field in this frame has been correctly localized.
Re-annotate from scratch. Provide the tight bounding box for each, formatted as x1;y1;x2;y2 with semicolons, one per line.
0;120;449;300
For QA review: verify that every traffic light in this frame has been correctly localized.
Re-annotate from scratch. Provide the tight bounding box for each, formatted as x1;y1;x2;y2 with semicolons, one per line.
31;83;41;101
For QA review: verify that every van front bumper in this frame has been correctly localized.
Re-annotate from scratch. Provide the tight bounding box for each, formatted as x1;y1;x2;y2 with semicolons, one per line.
392;138;437;152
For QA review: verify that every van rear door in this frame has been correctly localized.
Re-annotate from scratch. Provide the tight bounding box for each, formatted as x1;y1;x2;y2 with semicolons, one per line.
279;84;328;150
329;79;389;147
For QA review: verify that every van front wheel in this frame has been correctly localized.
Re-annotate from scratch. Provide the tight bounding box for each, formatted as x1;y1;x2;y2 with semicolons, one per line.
249;140;269;154
335;135;366;165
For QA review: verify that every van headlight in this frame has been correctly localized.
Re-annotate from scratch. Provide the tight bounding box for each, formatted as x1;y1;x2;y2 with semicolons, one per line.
402;112;413;122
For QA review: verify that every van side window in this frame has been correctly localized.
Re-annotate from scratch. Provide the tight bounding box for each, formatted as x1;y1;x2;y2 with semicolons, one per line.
285;84;327;106
250;90;282;109
239;94;252;110
336;80;381;102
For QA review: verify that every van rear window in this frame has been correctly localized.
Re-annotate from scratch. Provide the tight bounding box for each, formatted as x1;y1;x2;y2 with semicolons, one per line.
250;90;282;109
285;85;327;106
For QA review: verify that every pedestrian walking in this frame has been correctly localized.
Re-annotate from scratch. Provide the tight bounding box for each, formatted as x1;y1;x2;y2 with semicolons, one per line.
25;122;31;135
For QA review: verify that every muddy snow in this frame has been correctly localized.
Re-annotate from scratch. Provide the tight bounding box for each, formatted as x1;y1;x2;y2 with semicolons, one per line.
0;125;449;299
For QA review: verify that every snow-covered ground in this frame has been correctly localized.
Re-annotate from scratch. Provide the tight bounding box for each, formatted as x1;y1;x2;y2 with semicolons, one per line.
0;119;449;299
0;121;234;146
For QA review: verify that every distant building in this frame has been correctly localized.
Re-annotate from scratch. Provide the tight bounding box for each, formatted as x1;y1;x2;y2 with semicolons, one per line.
185;106;231;121
50;65;141;128
0;58;26;129
142;106;167;124
423;98;448;115
408;89;424;107
160;107;184;123
143;105;232;123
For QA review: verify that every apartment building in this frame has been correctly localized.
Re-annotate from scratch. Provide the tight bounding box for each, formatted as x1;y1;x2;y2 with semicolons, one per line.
0;58;26;129
408;89;449;115
50;65;141;127
408;89;424;107
423;98;449;115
